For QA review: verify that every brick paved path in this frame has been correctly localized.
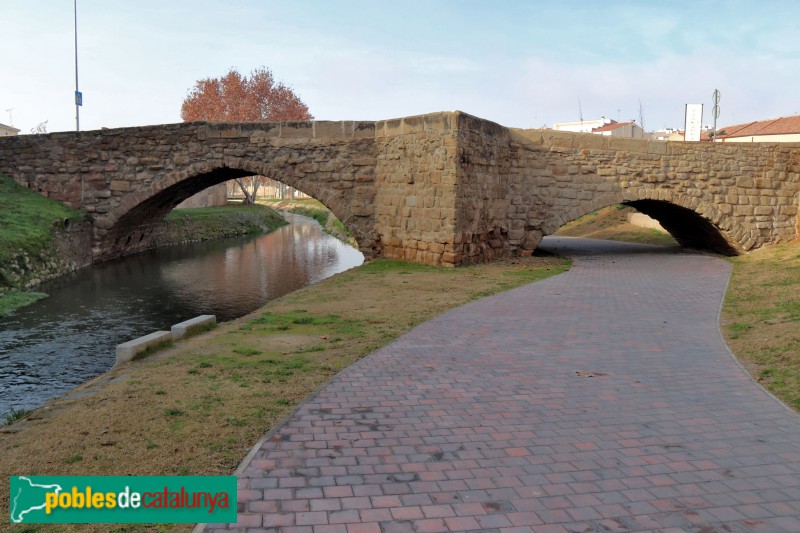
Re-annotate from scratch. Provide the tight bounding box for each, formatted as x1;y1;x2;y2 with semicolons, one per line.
204;238;800;533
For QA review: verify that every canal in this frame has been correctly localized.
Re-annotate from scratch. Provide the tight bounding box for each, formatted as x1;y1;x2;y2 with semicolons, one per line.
0;213;364;415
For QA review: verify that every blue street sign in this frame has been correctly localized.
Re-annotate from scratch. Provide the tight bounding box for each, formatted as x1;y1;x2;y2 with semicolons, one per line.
75;91;83;106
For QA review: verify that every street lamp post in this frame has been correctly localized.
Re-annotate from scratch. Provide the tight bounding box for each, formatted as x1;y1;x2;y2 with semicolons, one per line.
74;0;81;132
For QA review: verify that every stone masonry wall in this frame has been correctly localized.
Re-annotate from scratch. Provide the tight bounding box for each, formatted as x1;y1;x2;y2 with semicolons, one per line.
373;113;461;266
1;112;798;267
510;129;800;252
439;114;800;260
0;121;380;262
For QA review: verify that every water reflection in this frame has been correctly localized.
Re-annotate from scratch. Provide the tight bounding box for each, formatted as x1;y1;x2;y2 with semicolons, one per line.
0;214;363;413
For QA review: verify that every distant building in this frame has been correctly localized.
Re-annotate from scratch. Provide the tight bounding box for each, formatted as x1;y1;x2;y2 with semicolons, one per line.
553;117;616;133
708;115;800;143
653;128;685;142
0;123;20;137
552;117;650;138
591;121;647;139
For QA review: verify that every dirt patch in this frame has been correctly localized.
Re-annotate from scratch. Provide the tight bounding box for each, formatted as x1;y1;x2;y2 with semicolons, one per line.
0;254;568;531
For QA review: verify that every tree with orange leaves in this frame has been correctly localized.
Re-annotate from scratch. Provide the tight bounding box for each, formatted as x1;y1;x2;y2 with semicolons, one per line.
181;66;312;122
181;67;313;203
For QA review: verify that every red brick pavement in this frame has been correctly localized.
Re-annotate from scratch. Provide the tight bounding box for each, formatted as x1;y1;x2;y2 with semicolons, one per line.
201;238;800;532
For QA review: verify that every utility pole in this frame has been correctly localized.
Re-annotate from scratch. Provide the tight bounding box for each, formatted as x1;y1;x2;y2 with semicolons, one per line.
711;89;721;142
74;0;81;131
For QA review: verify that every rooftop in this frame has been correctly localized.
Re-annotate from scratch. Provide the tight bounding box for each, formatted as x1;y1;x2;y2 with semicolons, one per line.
712;114;800;139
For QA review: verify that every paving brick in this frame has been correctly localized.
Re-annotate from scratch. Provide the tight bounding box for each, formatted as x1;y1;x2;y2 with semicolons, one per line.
203;239;800;532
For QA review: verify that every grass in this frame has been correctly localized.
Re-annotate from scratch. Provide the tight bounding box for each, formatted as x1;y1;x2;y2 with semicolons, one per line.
722;242;800;411
134;340;175;360
157;203;287;246
2;406;33;427
0;174;86;314
0;252;569;530
0;174;85;267
165;204;283;224
0;290;47;316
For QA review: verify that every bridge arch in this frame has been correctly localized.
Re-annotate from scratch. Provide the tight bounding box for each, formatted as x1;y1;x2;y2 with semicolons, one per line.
541;187;746;255
97;158;365;261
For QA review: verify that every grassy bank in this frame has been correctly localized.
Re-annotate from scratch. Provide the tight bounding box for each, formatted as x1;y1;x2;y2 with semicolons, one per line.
0;291;47;316
0;254;569;530
556;203;800;412
0;174;86;313
722;242;800;411
156;204;287;246
0;175;85;263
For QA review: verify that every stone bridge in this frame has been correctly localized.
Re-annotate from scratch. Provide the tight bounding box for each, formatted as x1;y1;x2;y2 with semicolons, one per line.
1;111;798;266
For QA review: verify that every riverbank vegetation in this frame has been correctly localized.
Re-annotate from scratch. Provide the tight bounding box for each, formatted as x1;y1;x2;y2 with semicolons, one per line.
556;203;800;412
0;253;569;524
0;174;86;313
155;203;287;247
0;179;287;315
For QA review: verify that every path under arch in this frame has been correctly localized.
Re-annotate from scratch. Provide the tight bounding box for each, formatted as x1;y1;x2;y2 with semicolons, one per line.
203;238;800;532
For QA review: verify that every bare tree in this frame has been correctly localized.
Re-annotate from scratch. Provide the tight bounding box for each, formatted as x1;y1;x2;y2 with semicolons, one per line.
30;120;48;134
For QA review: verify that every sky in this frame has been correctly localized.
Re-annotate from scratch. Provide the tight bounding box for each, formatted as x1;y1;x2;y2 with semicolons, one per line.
3;1;800;134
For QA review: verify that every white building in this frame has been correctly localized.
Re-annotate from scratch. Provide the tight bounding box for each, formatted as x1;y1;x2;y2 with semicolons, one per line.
591;121;647;139
552;117;616;133
0;123;20;136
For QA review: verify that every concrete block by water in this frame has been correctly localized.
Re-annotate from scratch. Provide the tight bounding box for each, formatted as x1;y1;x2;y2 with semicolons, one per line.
115;330;172;367
171;315;216;340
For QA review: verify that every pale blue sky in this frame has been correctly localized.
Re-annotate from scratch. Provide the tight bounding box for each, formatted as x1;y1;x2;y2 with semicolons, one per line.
3;1;799;133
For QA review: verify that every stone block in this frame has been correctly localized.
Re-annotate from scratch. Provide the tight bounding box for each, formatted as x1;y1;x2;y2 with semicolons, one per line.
401;116;425;134
313;121;345;138
542;130;576;149
115;330;172;367
384;119;403;137
606;136;649;154
374;120;387;138
575;133;607;151
171;314;216;340
352;121;376;138
220;127;242;139
351;205;375;217
647;141;668;155
423;112;453;132
250;123;281;139
280;122;314;138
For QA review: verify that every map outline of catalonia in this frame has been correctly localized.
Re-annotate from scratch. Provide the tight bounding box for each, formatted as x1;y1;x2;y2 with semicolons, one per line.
10;476;63;523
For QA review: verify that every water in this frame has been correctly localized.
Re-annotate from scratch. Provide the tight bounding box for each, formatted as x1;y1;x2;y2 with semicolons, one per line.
0;214;363;414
